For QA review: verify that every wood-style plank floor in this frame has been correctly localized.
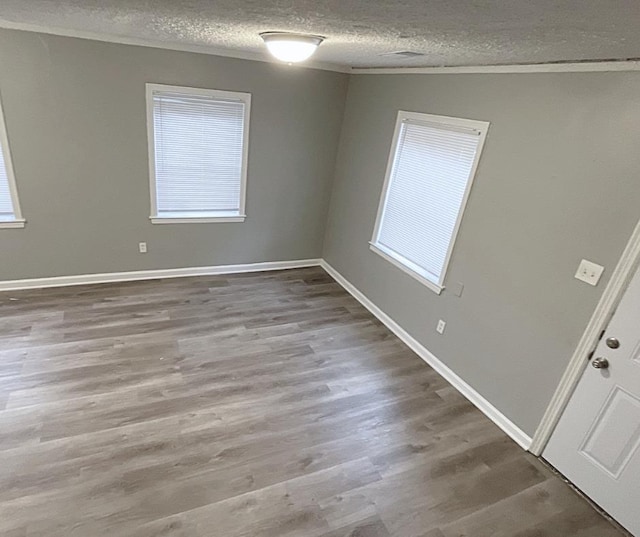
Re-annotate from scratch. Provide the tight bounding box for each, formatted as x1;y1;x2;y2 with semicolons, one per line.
0;267;625;536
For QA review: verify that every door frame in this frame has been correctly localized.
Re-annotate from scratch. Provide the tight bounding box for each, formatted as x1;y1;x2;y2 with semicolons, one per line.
530;217;640;455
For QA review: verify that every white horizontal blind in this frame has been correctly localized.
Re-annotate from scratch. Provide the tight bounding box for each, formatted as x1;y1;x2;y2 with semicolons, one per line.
375;117;484;286
152;89;246;217
0;141;16;222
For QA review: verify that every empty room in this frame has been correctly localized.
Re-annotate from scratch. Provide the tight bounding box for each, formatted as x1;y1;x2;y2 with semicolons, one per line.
1;1;639;535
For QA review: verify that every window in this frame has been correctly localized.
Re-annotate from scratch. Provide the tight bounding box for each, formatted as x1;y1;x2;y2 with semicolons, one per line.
146;84;251;224
0;98;24;229
371;111;489;294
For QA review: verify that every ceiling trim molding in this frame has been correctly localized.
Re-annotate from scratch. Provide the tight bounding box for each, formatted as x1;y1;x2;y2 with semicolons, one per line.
0;19;352;74
3;19;640;76
350;61;640;75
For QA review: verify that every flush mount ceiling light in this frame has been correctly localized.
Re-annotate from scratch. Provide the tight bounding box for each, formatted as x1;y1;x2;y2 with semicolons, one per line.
260;32;325;63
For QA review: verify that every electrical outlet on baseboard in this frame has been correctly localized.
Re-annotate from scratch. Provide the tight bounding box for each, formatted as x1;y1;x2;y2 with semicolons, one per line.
436;319;446;334
139;242;148;254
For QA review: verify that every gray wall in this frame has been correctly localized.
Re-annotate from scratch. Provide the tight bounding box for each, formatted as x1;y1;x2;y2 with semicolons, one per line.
323;72;640;436
4;27;640;437
0;29;348;280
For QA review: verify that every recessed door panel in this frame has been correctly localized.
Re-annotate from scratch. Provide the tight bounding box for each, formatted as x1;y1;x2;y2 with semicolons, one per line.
580;387;640;479
545;263;640;535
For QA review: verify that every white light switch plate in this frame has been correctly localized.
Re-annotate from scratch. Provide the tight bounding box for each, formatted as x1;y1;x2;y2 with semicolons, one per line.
575;259;604;286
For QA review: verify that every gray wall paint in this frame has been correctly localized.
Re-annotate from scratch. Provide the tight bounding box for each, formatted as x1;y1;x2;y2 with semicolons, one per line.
323;72;640;435
0;29;348;280
4;26;640;438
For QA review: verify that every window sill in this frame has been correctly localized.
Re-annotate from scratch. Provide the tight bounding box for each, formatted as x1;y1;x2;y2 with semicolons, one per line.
369;242;444;295
0;219;26;229
150;215;246;224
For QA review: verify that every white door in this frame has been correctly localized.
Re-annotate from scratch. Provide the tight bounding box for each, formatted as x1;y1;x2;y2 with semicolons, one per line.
545;264;640;536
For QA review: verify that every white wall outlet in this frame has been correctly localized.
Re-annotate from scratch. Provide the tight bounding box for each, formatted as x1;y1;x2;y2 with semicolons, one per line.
451;282;464;298
138;242;147;254
436;319;446;334
575;259;604;286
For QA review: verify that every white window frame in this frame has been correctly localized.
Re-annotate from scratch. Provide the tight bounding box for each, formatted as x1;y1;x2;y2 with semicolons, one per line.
146;83;251;224
0;96;25;229
370;111;489;294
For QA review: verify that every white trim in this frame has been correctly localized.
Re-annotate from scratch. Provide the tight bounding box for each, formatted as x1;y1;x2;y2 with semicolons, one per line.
352;60;640;75
370;110;489;292
146;83;251;223
150;216;246;224
0;219;25;229
146;83;252;102
2;254;533;450
0;91;25;227
0;259;321;292
320;259;532;450
530;218;640;455
369;242;443;295
0;19;351;74
3;19;640;76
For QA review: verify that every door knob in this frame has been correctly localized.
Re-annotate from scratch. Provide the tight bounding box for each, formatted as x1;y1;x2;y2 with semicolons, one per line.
592;357;609;369
605;337;620;349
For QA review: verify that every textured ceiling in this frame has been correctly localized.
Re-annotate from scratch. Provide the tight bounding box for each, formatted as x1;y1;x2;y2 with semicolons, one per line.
0;1;639;69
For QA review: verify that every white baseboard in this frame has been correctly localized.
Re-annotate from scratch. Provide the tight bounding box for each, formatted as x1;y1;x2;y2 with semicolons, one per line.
1;255;532;450
320;259;532;451
0;259;322;292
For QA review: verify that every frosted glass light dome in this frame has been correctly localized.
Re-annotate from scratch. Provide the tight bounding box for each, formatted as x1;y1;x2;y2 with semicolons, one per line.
260;32;325;63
